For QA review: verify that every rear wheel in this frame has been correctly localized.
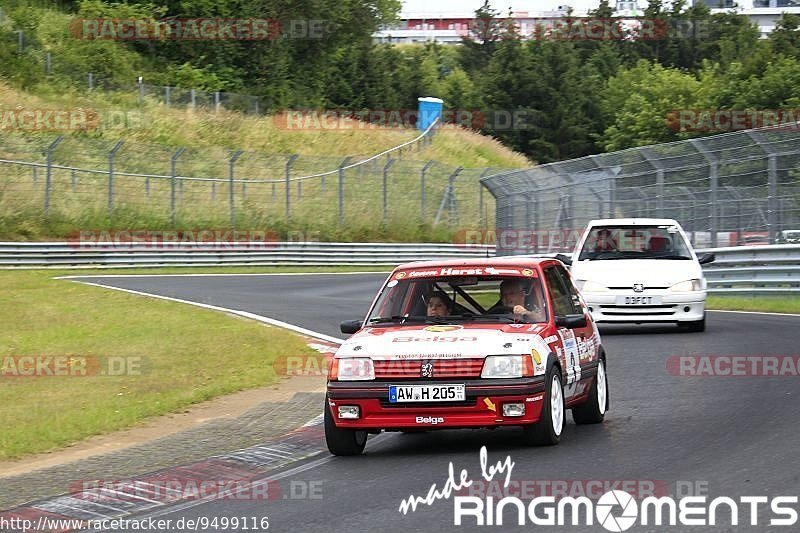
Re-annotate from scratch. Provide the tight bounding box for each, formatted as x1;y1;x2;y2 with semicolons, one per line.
572;359;608;424
324;398;367;456
522;367;564;446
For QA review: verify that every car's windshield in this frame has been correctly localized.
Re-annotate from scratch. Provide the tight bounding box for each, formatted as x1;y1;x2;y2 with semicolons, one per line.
578;225;693;261
367;271;549;325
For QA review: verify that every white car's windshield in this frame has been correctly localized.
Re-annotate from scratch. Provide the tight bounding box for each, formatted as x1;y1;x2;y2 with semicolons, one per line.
578;225;693;261
367;274;549;325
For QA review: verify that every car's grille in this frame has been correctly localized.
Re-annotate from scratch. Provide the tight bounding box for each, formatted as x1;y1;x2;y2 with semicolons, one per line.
599;305;677;316
607;286;669;290
373;359;484;379
379;398;478;408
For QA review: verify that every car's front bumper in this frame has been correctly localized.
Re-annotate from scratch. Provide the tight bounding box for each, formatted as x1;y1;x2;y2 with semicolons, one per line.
583;290;706;323
326;377;547;430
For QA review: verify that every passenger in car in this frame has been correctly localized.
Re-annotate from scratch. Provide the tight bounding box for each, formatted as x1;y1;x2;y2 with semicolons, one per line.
426;292;453;317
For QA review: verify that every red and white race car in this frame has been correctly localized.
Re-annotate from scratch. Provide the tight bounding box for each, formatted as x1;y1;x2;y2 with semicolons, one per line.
324;257;609;455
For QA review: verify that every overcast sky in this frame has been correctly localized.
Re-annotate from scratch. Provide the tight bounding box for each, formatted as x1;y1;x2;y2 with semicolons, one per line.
401;0;650;15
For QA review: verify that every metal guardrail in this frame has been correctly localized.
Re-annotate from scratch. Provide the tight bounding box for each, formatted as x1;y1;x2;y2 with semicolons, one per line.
700;244;800;294
1;242;797;295
0;242;495;268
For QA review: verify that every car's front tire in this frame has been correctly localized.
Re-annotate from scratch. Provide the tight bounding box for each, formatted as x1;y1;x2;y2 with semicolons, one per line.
522;366;564;446
572;358;608;425
324;397;367;456
680;313;706;332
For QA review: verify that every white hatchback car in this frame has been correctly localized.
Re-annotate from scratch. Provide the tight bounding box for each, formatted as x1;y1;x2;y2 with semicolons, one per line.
563;219;715;332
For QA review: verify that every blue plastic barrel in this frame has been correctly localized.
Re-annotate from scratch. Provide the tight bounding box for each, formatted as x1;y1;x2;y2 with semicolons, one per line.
418;97;444;131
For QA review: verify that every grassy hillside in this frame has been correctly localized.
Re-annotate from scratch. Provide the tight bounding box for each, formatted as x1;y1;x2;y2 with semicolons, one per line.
0;82;530;241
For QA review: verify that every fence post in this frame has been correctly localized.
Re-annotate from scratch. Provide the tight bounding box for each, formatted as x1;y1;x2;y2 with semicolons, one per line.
71;169;77;192
448;167;463;227
420;160;434;222
16;30;23;54
768;154;778;243
433;167;462;227
138;78;144;105
691;139;719;247
338;157;353;226
382;158;395;225
45;52;51;75
190;89;196;111
88;73;94;91
478;168;491;228
215;92;221;113
170;148;186;225
285;154;298;219
165;86;171;106
43;136;63;217
107;140;125;215
229;150;244;228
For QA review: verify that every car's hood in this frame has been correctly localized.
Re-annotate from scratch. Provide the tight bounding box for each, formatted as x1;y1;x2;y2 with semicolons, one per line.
335;324;549;360
571;258;703;287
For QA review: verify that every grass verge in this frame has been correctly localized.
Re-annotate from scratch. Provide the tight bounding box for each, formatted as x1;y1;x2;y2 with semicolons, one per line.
707;295;800;315
0;267;367;460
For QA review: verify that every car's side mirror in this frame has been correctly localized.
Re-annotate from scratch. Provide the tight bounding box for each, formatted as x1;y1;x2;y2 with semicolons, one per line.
555;314;587;329
340;320;363;335
555;253;572;266
697;253;715;265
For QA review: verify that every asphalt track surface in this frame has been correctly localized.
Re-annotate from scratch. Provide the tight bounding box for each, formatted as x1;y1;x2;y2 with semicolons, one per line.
71;274;800;533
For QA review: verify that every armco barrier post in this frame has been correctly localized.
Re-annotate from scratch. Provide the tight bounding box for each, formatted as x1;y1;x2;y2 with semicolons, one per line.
43;136;63;217
108;140;125;214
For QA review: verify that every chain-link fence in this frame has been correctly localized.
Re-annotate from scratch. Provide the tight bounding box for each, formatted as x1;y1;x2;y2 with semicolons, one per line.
0;125;497;236
483;125;800;255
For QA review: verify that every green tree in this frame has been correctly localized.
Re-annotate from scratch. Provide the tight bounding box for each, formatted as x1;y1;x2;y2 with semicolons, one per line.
599;60;701;151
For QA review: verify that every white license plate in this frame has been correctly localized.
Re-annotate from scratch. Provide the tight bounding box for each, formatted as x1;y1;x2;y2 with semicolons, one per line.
388;384;465;403
616;295;663;305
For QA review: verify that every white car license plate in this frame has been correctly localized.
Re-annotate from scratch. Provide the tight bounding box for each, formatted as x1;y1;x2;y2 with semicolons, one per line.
616;295;662;305
389;384;465;403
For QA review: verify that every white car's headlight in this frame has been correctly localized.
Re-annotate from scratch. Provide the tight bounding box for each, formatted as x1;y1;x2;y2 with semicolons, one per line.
332;358;375;381
669;279;703;292
576;280;609;293
481;355;524;378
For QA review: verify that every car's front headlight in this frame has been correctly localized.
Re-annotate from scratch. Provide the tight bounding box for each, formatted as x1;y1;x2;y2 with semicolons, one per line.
482;355;527;378
331;358;375;381
668;279;703;292
576;280;610;293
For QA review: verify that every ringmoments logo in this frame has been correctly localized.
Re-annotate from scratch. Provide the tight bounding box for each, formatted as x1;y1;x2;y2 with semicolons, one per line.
397;447;799;530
